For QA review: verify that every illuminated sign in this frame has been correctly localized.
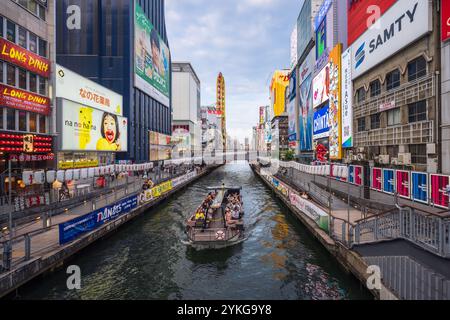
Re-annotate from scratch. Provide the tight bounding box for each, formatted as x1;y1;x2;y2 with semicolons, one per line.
0;38;51;78
443;0;450;42
56;64;123;116
328;44;342;160
0;83;50;115
312;64;329;108
313;104;330;139
341;48;353;148
0;132;52;153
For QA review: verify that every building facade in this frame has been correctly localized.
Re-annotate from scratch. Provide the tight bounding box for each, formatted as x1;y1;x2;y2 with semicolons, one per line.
55;0;171;163
0;0;56;192
171;62;201;158
349;0;440;173
441;0;450;174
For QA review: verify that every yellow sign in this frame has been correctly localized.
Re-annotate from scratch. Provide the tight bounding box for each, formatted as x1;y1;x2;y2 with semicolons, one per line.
151;180;173;198
329;44;342;160
58;159;99;170
270;70;290;117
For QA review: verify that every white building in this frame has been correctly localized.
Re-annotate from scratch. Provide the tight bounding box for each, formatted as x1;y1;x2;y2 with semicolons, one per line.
171;62;202;158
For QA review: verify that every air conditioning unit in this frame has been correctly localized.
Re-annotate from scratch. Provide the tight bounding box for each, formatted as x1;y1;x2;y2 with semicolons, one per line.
427;144;436;155
398;153;412;165
358;147;365;153
357;153;365;161
378;155;390;164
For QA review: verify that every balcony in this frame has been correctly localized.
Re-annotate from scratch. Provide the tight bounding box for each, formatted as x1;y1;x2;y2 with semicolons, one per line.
354;120;434;147
354;75;435;118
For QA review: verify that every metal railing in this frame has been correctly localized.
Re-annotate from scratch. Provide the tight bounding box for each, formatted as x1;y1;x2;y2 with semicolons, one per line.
353;205;450;258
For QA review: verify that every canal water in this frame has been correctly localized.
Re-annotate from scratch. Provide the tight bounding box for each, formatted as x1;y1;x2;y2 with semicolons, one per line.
18;163;372;300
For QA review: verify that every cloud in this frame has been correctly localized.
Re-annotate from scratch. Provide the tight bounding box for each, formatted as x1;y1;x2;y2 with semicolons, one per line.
166;0;302;142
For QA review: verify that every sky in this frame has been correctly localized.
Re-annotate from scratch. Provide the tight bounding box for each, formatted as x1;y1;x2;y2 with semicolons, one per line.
165;0;303;143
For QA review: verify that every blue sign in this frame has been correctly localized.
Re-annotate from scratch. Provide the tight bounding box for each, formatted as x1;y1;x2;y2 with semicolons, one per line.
412;172;429;204
383;169;395;194
314;0;332;31
313;104;330;139
348;166;355;184
59;195;138;245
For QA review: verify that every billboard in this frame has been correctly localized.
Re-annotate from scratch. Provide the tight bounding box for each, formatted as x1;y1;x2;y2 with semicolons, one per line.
316;19;327;60
411;172;429;204
347;0;397;46
270;70;290;117
313;64;329;108
430;174;450;209
134;0;170;107
396;170;411;199
341;47;353;148
0;83;50;115
297;0;313;59
313;104;330;140
371;167;382;192
59;99;128;152
299;74;313;151
287;98;297;141
0;37;51;78
290;25;298;70
328;44;342;160
443;0;450;42
351;0;432;80
56;64;123;116
383;169;395;195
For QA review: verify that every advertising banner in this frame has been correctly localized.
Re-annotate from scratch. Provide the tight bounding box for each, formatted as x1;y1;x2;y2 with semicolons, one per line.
371;167;382;191
0;37;50;78
59;99;128;152
56;64;123;116
313;64;329;108
347;0;397;46
313;104;330;140
351;0;431;79
383;169;395;194
0;83;50;115
411;172;429;204
314;0;332;31
134;0;170;107
341;47;353;148
59;195;138;245
151;180;173;198
430;174;450;209
287;98;297;142
349;165;364;186
290;25;298;70
328;44;342;160
172;171;197;188
443;0;450;42
316;19;327;60
396;170;411;199
289;191;329;232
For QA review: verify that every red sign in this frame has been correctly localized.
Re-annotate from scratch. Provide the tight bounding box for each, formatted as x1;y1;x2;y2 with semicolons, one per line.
347;0;397;46
431;174;449;209
0;132;53;153
0;37;51;78
0;83;50;115
396;170;411;199
443;0;450;42
371;167;383;191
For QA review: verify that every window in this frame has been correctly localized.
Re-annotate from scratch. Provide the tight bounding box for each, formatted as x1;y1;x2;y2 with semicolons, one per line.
29;73;37;92
6;109;15;130
38;77;46;95
408;57;427;82
38;38;47;58
371;113;381;130
387;145;399;159
410;144;427;164
39;115;46;133
387;108;401;126
0;62;3;83
27;0;38;15
370;80;381;97
0;16;3;38
386;69;400;91
19;68;27;89
356;87;366;103
29;33;37;53
29;113;37;132
7;64;16;86
39;5;46;20
408;100;427;123
6;20;16;43
18;111;27;131
358;118;366;132
18;27;27;48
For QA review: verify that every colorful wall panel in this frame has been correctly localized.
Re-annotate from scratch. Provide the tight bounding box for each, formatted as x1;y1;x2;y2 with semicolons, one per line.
371;168;382;191
411;172;429;204
396;170;411;199
430;174;450;209
383;169;395;194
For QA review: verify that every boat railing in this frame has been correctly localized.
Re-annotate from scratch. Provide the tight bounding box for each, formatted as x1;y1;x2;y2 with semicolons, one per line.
188;227;239;242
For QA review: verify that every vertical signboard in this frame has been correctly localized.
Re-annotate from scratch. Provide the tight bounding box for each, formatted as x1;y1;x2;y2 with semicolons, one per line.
442;0;450;42
299;50;314;152
341;47;353;148
312;64;330;108
396;170;411;199
383;169;395;194
351;165;364;186
328;44;342;160
411;172;429;204
371;168;382;191
430;174;450;209
290;25;298;70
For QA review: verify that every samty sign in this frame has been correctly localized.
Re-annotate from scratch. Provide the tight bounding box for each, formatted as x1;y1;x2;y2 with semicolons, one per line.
0;38;50;78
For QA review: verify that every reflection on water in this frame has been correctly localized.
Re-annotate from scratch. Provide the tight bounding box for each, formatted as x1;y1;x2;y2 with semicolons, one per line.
17;162;372;300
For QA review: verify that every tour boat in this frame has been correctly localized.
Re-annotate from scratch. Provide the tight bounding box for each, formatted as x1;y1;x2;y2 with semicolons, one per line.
185;185;245;250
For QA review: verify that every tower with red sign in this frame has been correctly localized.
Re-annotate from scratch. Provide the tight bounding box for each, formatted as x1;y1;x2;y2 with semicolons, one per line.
216;73;226;150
